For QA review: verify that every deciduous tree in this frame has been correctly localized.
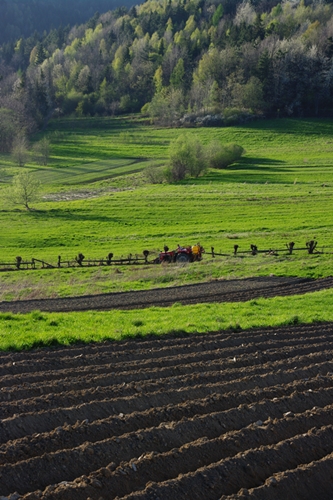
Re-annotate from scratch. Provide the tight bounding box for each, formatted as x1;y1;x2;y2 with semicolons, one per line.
32;137;50;166
4;171;41;210
12;135;29;167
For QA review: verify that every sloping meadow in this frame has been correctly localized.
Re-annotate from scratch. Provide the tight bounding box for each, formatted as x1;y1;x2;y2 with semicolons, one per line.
1;116;333;298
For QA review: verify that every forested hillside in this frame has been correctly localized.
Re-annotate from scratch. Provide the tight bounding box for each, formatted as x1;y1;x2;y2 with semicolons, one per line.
1;0;333;152
0;0;137;44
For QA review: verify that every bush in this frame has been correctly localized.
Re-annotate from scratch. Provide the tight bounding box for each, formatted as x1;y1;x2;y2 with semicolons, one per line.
206;141;245;169
167;134;207;181
223;107;256;126
144;164;165;184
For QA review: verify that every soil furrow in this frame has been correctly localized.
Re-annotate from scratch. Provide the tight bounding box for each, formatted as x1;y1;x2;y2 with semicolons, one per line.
226;452;333;500
1;344;332;408
1;345;332;410
1;345;332;418
0;350;333;424
1;369;332;463
1;331;332;391
24;405;333;500
0;320;332;498
1;386;332;496
0;322;331;382
1;325;332;381
119;425;333;500
1;365;332;444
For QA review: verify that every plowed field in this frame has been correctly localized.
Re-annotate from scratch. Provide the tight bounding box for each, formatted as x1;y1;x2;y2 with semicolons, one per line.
1;320;333;499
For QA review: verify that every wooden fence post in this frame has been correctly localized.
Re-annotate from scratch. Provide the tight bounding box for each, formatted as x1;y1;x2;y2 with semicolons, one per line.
286;242;295;254
306;240;317;254
250;244;258;255
75;253;85;266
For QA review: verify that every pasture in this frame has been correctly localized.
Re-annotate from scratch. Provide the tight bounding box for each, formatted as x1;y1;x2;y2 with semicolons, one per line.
1;116;333;303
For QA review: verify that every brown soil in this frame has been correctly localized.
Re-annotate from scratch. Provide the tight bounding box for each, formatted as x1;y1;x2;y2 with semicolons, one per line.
1;275;333;313
0;277;333;499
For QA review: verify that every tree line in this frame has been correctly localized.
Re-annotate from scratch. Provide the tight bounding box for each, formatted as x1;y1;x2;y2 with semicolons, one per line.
1;0;333;153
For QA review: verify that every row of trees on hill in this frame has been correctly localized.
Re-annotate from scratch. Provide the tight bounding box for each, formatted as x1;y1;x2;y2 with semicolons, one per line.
2;0;333;149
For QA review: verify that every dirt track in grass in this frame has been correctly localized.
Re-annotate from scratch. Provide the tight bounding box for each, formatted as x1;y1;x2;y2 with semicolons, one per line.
1;275;333;313
1;277;333;499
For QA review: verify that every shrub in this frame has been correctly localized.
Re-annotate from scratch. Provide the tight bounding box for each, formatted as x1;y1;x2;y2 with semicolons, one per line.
144;164;165;184
223;107;256;125
167;134;207;181
206;141;245;169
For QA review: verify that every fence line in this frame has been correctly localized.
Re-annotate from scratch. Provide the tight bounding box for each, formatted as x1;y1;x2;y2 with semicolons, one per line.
0;240;329;272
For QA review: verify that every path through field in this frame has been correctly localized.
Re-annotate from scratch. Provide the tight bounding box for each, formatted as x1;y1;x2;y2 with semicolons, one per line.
1;275;333;313
0;322;333;499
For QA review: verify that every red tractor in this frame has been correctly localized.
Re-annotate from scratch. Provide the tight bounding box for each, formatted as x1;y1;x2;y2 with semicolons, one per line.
155;244;204;264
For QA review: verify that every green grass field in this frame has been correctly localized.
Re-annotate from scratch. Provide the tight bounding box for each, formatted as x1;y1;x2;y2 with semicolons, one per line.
1;118;333;271
1;116;333;350
0;289;332;351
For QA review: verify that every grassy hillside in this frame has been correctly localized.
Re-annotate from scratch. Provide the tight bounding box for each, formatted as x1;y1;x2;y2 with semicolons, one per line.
1;116;333;302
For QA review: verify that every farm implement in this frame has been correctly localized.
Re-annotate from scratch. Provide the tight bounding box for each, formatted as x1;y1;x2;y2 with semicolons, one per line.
0;239;326;272
154;244;204;264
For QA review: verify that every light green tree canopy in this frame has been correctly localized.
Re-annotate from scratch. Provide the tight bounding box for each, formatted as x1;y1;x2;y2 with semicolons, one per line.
12;135;29;168
4;171;41;211
167;134;207;181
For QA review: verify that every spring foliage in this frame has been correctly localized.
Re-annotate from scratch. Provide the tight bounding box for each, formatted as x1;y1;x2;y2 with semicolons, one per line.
4;171;41;211
1;0;333;145
166;134;244;181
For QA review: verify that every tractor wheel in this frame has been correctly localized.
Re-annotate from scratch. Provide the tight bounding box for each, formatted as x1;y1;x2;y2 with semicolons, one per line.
162;255;172;263
176;253;190;264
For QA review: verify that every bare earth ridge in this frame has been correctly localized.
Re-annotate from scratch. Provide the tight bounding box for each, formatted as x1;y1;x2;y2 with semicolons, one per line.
1;275;333;313
0;277;333;499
